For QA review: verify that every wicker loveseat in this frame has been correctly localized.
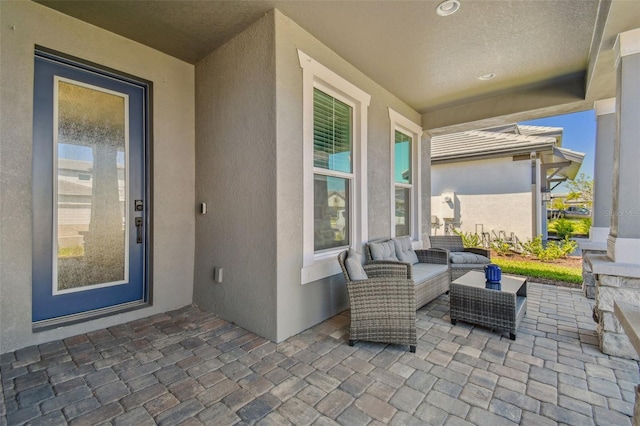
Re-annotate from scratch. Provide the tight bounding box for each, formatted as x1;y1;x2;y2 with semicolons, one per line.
338;249;417;352
364;237;450;310
428;235;491;280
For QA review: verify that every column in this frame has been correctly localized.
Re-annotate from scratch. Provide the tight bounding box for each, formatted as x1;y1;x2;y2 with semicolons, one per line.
608;28;640;264
580;99;615;298
591;98;615;242
589;28;640;361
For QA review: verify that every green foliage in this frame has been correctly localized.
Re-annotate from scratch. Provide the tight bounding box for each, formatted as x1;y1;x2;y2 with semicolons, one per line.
560;237;578;256
553;218;574;239
519;235;543;257
491;257;582;284
452;229;483;248
566;173;593;208
578;218;592;235
536;241;566;262
490;238;512;256
518;235;577;262
550;198;567;211
548;218;590;236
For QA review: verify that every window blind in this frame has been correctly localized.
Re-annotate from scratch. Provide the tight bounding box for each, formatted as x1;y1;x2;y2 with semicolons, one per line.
313;88;352;173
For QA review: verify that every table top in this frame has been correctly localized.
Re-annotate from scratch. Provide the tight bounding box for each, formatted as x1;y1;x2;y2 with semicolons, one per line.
451;270;526;294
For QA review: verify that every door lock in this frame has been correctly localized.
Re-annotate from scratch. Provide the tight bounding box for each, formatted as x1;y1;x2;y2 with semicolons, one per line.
135;200;144;211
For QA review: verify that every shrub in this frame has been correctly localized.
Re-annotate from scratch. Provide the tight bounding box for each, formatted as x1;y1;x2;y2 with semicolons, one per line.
558;237;578;257
519;236;543;257
453;229;483;248
490;238;512;256
536;241;565;262
577;217;592;235
553;219;574;239
518;235;577;262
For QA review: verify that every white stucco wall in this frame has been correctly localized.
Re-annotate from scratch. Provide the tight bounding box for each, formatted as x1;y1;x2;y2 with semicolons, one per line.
0;1;195;353
431;157;535;241
273;11;424;341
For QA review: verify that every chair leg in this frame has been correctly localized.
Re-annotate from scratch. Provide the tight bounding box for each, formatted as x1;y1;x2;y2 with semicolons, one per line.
348;339;355;347
410;345;416;353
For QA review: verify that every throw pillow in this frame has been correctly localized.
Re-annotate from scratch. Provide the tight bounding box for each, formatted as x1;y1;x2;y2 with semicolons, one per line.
368;240;398;261
393;236;419;265
345;249;368;281
449;252;490;264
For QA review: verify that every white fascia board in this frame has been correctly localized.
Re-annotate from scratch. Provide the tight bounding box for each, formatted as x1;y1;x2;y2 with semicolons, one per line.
594;98;616;116
614;28;640;68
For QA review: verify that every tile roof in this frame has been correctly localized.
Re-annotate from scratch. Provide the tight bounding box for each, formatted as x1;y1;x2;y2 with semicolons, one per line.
516;124;563;136
431;128;557;162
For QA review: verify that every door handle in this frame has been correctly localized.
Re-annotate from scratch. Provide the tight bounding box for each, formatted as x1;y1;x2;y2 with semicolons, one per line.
135;217;143;244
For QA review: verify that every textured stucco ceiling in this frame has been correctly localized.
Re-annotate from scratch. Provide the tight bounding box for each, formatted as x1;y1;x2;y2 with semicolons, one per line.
35;0;640;131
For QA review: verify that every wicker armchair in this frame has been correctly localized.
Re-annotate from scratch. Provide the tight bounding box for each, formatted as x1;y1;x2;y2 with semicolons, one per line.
338;250;417;353
428;235;491;280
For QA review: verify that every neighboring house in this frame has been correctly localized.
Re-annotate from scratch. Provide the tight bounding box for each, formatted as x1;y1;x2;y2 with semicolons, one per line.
431;124;585;242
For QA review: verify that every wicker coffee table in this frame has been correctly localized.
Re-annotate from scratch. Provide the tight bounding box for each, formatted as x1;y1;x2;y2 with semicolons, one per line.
450;270;527;340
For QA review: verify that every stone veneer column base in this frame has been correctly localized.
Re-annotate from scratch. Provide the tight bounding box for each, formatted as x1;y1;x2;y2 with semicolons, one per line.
578;240;608;300
582;249;607;299
589;255;640;360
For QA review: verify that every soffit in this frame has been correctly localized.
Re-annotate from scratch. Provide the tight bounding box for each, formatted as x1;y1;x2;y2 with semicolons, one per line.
34;0;637;123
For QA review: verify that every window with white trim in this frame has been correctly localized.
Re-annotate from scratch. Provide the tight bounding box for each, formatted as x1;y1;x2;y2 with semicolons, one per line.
299;50;370;284
313;88;352;251
389;108;422;241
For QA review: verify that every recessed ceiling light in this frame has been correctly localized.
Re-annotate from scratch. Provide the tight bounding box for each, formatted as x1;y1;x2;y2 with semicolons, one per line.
436;0;460;16
479;72;496;81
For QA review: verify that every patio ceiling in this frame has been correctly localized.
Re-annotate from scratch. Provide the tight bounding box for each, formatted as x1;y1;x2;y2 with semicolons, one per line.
36;0;640;132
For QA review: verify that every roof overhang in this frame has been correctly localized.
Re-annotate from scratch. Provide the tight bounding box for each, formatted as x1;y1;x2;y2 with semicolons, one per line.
540;146;585;191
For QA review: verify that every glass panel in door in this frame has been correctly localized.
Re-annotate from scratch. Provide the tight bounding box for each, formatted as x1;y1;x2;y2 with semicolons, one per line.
55;78;129;292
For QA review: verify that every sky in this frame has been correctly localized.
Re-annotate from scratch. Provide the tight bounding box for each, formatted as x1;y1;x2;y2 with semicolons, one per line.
520;110;596;193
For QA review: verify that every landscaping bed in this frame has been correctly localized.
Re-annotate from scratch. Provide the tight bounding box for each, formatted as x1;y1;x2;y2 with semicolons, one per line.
489;250;582;288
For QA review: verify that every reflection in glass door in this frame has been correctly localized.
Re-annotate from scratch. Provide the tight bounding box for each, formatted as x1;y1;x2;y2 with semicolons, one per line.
33;50;150;324
55;78;129;293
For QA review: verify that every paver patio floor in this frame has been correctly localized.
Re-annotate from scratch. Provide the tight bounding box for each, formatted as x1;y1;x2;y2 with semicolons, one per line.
1;282;638;425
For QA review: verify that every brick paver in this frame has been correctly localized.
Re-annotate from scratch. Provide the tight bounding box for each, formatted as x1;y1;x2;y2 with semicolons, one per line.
1;284;638;425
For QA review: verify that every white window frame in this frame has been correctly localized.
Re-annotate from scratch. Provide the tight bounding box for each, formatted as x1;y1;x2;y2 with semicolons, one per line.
299;50;370;285
389;108;422;244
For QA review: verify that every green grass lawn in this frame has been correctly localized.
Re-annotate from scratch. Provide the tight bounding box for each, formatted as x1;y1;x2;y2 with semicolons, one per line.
491;257;582;285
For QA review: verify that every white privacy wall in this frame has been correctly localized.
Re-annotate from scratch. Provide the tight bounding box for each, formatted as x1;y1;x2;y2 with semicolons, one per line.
431;157;535;240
